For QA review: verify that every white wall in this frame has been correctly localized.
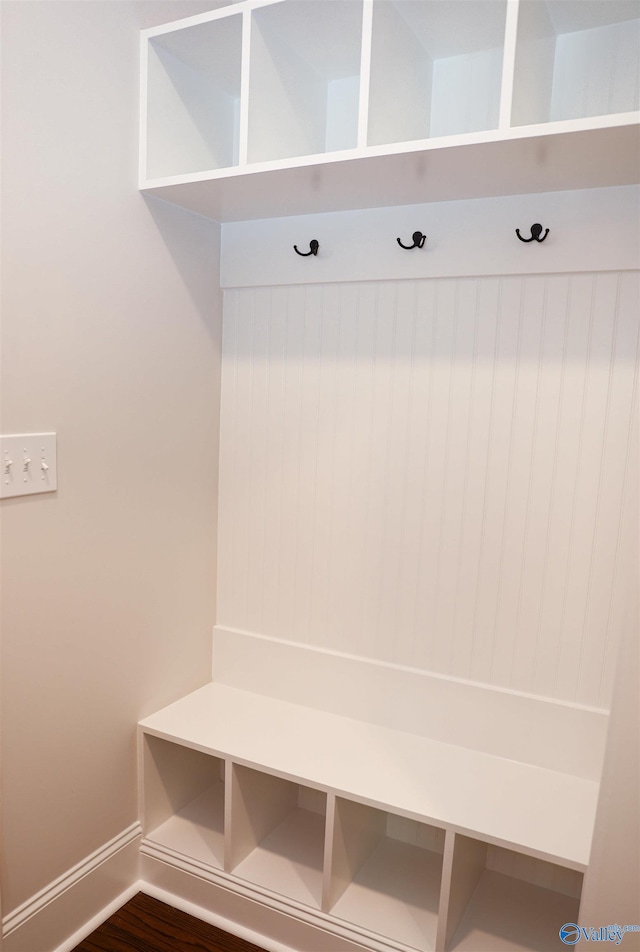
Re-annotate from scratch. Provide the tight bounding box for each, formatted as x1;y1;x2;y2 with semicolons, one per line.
217;271;638;709
0;0;222;922
579;364;639;937
579;426;639;942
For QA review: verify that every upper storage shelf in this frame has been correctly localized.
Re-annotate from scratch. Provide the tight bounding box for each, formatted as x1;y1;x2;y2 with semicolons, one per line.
512;0;640;126
139;0;640;222
248;0;363;162
368;0;507;145
145;11;243;179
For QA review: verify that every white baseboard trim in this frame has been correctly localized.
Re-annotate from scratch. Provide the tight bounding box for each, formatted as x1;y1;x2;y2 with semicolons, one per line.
141;839;397;950
52;883;141;952
140;880;301;952
2;822;141;952
2;825;374;952
140;847;381;952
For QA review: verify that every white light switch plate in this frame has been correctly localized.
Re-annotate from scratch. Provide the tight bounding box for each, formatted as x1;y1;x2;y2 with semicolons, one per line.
1;433;57;498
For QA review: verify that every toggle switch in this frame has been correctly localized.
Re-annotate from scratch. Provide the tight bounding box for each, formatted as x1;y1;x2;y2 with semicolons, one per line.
0;433;57;498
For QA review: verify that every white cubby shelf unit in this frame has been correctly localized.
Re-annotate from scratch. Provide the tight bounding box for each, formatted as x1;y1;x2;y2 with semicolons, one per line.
139;631;605;952
139;0;640;221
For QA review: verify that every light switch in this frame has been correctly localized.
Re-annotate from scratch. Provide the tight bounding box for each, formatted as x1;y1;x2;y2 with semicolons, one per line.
1;433;57;499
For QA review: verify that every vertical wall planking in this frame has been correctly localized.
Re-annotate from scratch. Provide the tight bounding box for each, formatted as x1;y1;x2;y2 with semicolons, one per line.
217;271;638;708
550;19;640;122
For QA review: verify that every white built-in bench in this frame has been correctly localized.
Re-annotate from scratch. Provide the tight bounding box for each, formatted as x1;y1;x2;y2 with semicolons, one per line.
138;629;607;952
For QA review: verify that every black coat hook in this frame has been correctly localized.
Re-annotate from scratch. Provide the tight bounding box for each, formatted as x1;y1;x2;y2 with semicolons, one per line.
516;223;549;243
294;239;319;256
397;231;427;250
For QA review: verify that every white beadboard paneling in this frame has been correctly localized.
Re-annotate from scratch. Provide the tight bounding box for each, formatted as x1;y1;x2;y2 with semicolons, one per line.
550;19;640;122
429;46;502;138
485;845;583;899
385;814;445;854
217;272;639;707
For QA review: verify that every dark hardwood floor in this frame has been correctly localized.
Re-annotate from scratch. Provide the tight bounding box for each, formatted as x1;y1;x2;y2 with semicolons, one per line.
72;892;268;952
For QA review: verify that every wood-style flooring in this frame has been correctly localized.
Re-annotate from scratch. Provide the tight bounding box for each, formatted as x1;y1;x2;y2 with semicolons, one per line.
72;892;267;952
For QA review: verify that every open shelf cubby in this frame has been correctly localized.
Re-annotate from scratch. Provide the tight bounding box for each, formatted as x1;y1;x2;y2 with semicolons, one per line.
145;12;243;179
512;0;640;126
367;0;507;145
142;735;225;870
329;799;445;951
247;0;363;163
229;765;327;909
445;836;583;952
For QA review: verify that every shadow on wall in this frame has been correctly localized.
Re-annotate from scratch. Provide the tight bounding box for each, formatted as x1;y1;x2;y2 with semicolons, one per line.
143;193;221;341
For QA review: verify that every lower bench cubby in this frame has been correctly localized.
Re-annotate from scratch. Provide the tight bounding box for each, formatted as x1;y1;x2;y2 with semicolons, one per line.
328;799;445;950
142;734;225;870
444;835;583;952
229;765;327;908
